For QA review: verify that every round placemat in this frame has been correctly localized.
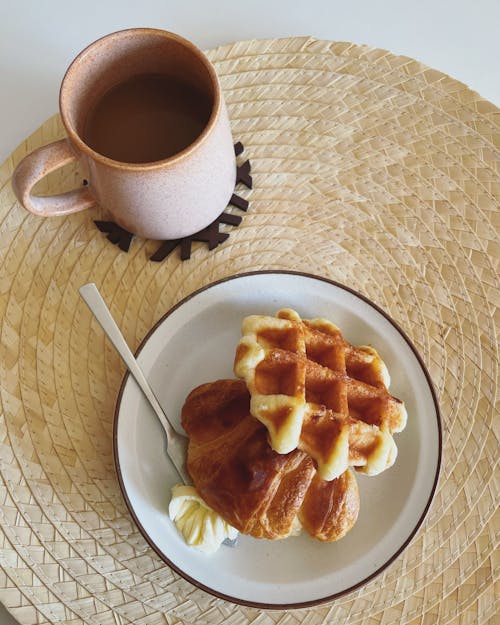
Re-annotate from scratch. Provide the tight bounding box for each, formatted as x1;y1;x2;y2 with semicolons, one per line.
0;37;498;625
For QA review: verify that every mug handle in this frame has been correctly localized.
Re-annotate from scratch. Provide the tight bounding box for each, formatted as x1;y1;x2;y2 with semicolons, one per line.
12;138;95;216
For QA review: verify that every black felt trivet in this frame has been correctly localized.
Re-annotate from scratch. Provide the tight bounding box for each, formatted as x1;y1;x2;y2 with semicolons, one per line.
94;142;252;261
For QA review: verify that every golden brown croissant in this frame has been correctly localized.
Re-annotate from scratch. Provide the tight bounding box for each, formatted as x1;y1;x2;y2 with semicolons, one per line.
181;379;360;541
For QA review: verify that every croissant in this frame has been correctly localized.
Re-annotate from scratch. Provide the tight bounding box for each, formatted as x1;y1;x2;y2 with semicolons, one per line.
181;379;360;541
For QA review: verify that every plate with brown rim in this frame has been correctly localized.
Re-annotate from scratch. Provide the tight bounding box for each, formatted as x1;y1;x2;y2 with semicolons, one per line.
114;271;441;609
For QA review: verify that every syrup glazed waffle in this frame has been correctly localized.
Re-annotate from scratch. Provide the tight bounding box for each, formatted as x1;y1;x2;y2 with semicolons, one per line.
234;309;407;480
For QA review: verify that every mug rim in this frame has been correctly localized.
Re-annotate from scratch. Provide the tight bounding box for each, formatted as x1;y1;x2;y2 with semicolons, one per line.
59;27;222;171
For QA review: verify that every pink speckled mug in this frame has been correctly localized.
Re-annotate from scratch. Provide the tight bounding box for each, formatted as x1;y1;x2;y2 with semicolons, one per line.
12;28;236;239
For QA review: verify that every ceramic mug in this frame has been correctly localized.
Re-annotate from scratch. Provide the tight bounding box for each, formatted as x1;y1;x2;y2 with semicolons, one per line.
12;28;236;240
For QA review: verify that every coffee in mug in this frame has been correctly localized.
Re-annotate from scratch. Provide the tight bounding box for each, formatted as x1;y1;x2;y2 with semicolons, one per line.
83;73;213;163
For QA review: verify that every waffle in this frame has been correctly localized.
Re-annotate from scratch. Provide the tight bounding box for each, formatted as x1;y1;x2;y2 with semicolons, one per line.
234;309;407;481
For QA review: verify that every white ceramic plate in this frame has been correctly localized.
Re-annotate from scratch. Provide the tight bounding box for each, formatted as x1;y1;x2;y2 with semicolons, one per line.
114;271;441;608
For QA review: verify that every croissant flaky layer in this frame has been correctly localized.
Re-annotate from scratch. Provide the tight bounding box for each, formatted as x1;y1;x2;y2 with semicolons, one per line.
181;379;360;541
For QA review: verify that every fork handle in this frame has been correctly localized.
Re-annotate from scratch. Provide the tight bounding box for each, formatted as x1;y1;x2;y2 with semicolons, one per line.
79;283;179;445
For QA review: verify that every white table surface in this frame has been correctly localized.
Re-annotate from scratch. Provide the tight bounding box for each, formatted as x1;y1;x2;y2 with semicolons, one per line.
0;0;498;623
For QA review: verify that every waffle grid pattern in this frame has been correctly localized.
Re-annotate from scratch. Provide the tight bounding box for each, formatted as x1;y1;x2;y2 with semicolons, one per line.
234;309;405;480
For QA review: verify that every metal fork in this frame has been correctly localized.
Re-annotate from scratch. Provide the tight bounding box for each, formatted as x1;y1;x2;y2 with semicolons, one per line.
79;283;192;484
79;283;238;548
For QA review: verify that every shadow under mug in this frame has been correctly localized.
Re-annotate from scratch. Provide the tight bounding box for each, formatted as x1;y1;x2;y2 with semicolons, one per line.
12;28;236;240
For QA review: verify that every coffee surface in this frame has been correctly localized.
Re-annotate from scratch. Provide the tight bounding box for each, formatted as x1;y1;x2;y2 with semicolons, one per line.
83;73;212;163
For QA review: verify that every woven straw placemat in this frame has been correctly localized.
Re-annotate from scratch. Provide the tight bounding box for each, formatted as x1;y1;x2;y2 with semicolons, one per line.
0;37;498;625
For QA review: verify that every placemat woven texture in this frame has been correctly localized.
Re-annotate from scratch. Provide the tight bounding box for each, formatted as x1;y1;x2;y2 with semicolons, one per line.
0;37;498;625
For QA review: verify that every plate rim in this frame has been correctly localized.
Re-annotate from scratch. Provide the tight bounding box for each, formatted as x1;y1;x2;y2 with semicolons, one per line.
112;270;443;610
